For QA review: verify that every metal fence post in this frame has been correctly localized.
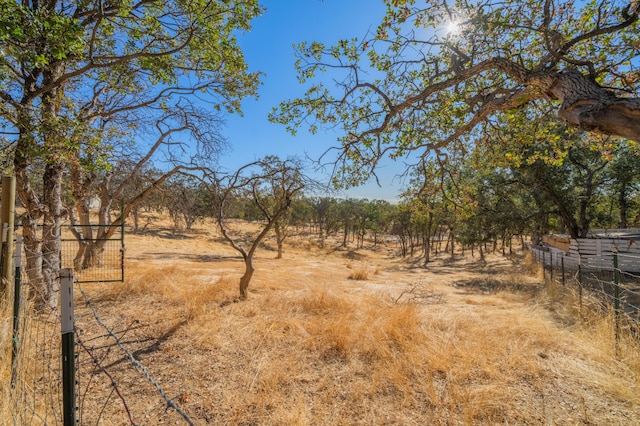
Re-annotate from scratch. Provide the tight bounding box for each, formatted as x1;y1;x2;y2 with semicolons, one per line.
121;219;125;282
561;255;565;287
613;251;620;356
61;269;76;426
11;236;23;388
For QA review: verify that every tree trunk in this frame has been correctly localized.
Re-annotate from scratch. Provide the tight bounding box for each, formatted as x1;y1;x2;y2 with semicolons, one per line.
423;213;433;267
275;221;285;259
538;177;581;239
73;242;88;271
436;226;444;255
82;240;108;269
398;235;407;257
491;58;640;142
132;206;140;232
20;213;46;304
40;162;65;309
70;197;94;270
423;235;431;267
449;229;455;259
14;114;47;308
619;187;629;229
12;57;68;309
239;255;255;300
547;69;640;143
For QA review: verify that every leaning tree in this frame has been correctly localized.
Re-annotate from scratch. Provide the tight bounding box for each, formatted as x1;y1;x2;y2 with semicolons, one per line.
0;0;261;307
210;158;305;300
272;0;640;186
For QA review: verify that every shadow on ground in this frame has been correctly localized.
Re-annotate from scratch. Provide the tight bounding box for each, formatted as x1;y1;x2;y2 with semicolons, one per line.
451;278;542;295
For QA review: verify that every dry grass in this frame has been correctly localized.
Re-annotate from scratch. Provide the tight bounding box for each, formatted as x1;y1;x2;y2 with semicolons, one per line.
520;249;545;278
0;292;12;422
346;262;382;280
89;263;239;321
176;286;561;424
2;299;64;426
2;217;640;425
539;277;640;374
347;267;369;280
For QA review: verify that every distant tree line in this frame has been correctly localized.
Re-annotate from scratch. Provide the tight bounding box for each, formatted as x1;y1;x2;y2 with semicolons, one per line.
119;135;638;268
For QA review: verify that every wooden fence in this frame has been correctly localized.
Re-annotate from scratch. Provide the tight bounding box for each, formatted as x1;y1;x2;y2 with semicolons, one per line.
539;236;640;273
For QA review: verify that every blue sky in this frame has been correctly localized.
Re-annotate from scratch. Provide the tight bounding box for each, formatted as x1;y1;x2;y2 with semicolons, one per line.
220;0;404;201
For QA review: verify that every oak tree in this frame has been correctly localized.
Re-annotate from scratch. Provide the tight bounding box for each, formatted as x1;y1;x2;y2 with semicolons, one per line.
0;0;261;307
210;158;305;300
273;0;640;186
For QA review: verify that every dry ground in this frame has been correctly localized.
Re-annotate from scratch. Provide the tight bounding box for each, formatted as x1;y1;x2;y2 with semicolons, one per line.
3;216;640;425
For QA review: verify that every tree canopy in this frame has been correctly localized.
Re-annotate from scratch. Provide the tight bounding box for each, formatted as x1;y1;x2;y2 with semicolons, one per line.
272;0;640;186
0;0;262;307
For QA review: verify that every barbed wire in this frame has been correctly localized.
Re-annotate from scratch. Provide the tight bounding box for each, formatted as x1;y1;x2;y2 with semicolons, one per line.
620;269;640;280
8;237;194;425
75;280;195;426
75;332;136;425
75;317;149;424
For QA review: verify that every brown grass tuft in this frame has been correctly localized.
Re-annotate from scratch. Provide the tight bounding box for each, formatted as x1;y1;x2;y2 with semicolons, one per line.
348;267;369;280
521;250;544;278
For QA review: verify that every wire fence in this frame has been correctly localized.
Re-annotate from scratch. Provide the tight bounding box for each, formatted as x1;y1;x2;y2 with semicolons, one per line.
8;300;64;425
529;244;640;347
3;235;194;425
5;240;65;425
61;223;125;283
11;223;125;283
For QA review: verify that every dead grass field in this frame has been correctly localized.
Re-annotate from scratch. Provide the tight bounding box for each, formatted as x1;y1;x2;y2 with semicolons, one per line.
3;215;640;425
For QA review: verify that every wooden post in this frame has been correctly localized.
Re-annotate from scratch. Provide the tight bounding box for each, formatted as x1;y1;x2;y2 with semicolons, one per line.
1;175;16;290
